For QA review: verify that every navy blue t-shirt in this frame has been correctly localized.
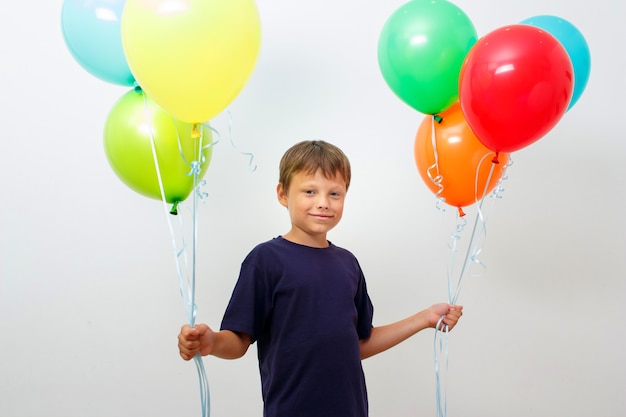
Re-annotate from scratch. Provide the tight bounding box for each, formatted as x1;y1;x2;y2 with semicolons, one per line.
221;236;374;417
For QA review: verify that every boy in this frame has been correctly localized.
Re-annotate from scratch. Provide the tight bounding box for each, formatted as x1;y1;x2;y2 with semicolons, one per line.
178;140;463;417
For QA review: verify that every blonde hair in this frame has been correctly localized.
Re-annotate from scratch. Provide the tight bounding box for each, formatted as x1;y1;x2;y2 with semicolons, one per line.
278;140;351;192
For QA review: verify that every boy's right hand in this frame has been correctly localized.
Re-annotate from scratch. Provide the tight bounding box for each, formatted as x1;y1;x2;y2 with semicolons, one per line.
178;323;212;360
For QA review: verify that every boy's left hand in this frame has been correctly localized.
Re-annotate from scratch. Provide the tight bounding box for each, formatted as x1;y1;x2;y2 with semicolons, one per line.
428;303;463;331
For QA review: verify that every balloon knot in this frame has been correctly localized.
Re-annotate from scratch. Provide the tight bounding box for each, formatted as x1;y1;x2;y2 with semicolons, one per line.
170;201;179;215
458;207;466;217
191;124;201;139
133;82;142;93
433;115;443;124
492;152;500;164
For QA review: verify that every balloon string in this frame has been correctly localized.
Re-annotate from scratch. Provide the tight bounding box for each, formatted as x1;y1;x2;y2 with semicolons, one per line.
491;156;513;201
434;316;449;417
194;354;210;417
141;91;210;417
449;153;495;305
190;128;210;417
426;115;446;212
174;120;221;178
445;214;468;304
434;152;506;417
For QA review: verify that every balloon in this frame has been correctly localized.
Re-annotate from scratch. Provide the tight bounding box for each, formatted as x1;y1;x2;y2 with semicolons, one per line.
520;15;590;110
414;102;509;210
121;0;262;124
378;0;477;114
459;24;574;153
61;0;135;86
104;89;213;204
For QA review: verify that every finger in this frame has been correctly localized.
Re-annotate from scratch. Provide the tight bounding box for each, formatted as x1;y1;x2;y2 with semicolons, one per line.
178;343;198;359
179;350;194;361
181;329;201;342
180;339;200;351
448;312;462;320
183;323;205;336
449;308;463;318
442;313;459;325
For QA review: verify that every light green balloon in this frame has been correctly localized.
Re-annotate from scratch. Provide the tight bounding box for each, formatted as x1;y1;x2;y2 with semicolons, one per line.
378;0;477;114
104;89;213;204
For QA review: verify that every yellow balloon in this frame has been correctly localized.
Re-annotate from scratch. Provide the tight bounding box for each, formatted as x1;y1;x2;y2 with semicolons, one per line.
121;0;262;124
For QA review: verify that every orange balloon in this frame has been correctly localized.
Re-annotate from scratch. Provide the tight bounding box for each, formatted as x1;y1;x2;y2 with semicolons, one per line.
414;102;509;211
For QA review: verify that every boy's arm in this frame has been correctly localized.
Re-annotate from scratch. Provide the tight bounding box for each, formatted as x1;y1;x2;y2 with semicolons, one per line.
179;324;251;360
359;303;462;360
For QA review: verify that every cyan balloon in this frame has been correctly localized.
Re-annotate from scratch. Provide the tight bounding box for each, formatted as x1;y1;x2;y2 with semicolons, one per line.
61;0;135;86
521;15;590;110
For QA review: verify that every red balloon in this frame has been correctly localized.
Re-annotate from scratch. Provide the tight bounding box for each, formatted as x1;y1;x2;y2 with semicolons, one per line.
459;24;574;153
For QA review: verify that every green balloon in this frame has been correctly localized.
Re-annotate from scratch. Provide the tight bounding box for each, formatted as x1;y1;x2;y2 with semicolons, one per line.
104;89;213;203
378;0;477;114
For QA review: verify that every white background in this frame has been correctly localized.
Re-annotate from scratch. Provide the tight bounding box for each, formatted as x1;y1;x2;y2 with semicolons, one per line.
1;1;624;416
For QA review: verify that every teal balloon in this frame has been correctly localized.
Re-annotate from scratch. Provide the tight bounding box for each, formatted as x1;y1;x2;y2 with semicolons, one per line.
104;89;213;203
378;0;477;114
520;15;591;110
61;0;135;86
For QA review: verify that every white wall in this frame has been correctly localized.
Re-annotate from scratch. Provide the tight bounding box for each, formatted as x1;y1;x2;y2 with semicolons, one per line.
1;1;624;416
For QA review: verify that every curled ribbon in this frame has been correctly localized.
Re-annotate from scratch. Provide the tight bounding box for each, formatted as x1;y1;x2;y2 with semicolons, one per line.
427;115;447;212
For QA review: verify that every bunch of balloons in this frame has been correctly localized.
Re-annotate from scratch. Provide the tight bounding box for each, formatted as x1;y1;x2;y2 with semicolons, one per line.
61;0;262;205
378;0;590;214
62;3;262;417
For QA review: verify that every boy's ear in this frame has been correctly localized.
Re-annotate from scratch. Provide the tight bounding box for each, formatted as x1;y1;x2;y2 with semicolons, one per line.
276;183;288;208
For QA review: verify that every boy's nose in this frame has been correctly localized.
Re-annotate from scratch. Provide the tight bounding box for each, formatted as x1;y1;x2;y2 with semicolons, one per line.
316;196;329;209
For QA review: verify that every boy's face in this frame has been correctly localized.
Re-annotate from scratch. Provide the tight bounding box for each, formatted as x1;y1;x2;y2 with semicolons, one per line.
276;169;347;248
